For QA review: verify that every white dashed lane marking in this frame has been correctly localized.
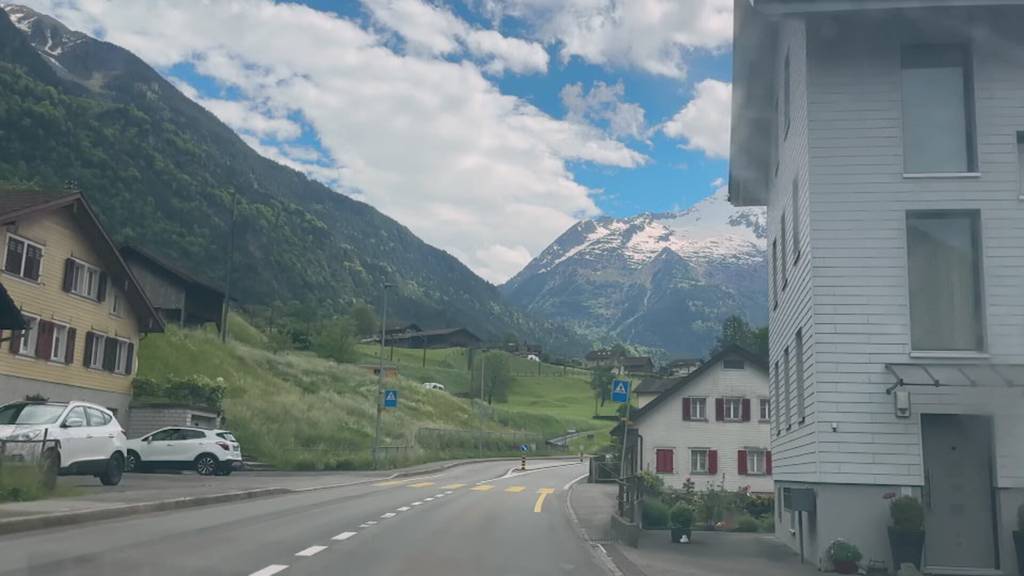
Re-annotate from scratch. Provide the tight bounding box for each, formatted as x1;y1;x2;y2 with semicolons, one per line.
397;506;411;512
332;531;358;541
411;501;423;506
249;565;289;576
381;512;397;519
425;497;435;501
295;546;328;557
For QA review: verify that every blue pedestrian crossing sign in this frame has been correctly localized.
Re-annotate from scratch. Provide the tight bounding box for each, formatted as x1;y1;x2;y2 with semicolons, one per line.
383;389;398;408
611;380;630;403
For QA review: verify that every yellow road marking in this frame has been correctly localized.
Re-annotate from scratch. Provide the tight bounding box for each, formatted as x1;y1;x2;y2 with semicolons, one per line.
442;483;466;489
533;488;555;513
373;480;404;486
504;486;526;493
409;482;435;488
471;484;495;492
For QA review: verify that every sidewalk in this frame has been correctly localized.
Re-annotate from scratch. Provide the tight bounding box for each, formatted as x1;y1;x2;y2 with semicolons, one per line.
568;482;819;576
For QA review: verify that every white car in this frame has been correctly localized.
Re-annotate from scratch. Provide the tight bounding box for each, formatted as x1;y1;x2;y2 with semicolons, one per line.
125;426;242;476
422;382;445;391
0;400;126;487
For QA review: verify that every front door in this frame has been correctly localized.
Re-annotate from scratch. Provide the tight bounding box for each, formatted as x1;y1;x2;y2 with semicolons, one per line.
921;414;997;570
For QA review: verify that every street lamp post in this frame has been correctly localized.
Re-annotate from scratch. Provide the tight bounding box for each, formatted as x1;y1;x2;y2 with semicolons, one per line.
372;283;393;468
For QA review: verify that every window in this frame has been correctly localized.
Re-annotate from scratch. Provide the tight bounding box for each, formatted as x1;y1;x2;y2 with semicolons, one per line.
180;429;206;440
771;239;779;309
724;398;742;421
63;406;86;427
88;333;106;369
723;358;745;370
16;315;39;357
688;397;706;421
760;399;771;422
772;96;780;177
773;362;781;434
691;449;709;474
791;179;801;262
113;339;130;374
50;323;68;363
655;449;674;474
68;259;102;300
747;450;767;475
1018;133;1024;199
781;212;788;289
901;44;976;173
110;289;124;316
907;211;984;351
795;329;805;422
85;407;109;427
783;347;792;429
4;235;43;282
783;49;791;140
147;428;178;442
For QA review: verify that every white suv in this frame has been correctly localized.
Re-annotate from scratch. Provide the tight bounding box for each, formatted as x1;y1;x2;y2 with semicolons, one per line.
0;400;126;487
125;427;242;476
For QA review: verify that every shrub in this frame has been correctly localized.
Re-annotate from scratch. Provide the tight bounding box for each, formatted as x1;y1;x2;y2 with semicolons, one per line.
734;514;760;533
133;375;226;410
758;516;775;533
890;496;924;532
745;494;774;518
826;539;863;563
638;471;665;498
643;499;670;529
669;503;694;530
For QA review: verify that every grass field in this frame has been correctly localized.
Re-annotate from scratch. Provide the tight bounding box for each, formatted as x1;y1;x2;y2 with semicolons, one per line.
138;323;612;469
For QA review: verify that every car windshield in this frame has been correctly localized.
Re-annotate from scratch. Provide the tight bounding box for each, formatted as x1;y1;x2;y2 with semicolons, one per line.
0;404;65;425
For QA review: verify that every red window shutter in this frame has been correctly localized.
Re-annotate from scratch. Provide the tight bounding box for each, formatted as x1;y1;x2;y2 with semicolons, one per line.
35;321;53;359
682;397;691;421
766;451;773;475
715;398;724;421
738;450;748;475
125;342;135;374
83;332;94;367
63;259;75;292
708;450;718;475
65;328;77;365
8;330;21;353
97;272;108;302
656;449;673;474
742;398;751;422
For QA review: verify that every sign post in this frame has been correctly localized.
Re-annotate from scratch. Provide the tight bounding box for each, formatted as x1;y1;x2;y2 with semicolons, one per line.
383;389;398;409
611;379;631;480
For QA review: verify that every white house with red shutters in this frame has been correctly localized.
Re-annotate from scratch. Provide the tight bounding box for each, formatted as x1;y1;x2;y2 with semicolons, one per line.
628;345;773;494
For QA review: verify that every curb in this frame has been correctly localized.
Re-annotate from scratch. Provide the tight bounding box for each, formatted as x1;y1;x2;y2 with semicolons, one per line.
565;479;625;576
0;487;290;536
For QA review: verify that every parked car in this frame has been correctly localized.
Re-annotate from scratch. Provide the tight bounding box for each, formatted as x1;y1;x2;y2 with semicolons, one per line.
0;400;126;487
125;427;242;476
422;382;446;391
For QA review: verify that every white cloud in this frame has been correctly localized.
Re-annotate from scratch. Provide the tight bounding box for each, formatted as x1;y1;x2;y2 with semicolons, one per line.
560;81;648;141
19;0;645;283
364;0;548;75
477;0;732;78
662;79;732;159
198;97;303;141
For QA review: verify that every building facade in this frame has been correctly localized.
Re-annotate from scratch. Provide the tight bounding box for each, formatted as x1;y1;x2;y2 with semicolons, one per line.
630;346;772;493
730;1;1024;572
121;245;225;331
0;191;163;416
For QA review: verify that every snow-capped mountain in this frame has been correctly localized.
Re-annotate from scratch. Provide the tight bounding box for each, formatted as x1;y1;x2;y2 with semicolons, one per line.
3;4;87;59
501;189;769;357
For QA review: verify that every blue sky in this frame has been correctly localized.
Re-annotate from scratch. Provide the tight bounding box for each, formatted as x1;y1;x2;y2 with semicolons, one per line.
23;0;735;281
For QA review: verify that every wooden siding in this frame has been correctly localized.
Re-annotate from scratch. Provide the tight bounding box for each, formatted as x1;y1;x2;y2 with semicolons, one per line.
767;17;820;483
803;8;1024;487
0;207;141;396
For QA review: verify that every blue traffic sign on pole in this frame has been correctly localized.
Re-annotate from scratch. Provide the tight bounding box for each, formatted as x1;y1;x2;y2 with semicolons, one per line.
383;389;398;408
611;379;630;403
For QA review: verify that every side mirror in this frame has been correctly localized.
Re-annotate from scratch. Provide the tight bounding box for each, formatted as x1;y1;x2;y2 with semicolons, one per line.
63;417;85;428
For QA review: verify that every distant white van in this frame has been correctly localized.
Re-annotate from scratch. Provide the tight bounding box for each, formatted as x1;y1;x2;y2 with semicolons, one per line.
526;354;541;362
422;382;446;391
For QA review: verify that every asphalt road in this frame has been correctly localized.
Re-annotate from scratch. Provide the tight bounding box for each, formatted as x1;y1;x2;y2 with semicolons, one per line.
0;459;605;576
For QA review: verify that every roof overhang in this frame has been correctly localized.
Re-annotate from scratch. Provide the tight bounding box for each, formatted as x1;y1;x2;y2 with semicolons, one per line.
754;0;1024;14
885;363;1024;394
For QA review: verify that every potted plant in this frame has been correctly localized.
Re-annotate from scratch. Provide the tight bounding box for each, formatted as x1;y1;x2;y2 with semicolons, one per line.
887;495;925;571
1014;504;1024;576
669;502;694;543
826;539;862;574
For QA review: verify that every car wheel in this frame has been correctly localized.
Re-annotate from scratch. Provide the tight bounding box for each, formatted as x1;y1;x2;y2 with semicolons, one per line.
99;453;124;486
39;449;59;491
125;450;141;473
194;454;218;476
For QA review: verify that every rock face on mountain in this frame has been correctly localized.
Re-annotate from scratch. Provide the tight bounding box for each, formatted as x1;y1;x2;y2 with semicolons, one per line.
0;4;589;356
502;189;768;357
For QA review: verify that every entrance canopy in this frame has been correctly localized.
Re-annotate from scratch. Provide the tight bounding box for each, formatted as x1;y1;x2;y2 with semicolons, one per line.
885;363;1024;394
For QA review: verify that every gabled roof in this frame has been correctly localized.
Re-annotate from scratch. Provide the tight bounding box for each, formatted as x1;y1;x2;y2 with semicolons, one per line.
120;244;225;297
0;188;164;333
634;376;681;395
630;344;768;424
621;356;654;368
0;282;25;330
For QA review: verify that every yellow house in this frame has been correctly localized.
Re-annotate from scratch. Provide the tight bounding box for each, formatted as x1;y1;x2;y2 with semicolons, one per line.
0;190;163;416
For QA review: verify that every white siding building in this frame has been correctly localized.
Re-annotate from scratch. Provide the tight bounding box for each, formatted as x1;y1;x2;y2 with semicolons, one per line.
630;346;772;494
730;1;1024;572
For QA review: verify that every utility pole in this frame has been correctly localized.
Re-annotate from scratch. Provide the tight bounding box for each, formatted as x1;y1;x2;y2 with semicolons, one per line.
478;350;485;454
220;189;238;343
372;283;393;468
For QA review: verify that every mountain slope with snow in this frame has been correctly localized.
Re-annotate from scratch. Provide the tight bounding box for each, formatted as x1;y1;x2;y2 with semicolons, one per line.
502;189;768;357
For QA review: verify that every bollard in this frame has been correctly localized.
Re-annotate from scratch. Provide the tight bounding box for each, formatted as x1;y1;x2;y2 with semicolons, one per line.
520;454;527;471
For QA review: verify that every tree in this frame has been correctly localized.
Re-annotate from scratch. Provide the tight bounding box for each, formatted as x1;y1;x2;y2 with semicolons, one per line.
711;315;769;358
471;351;513;404
311;317;357;363
349;302;378;337
590;369;614;416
